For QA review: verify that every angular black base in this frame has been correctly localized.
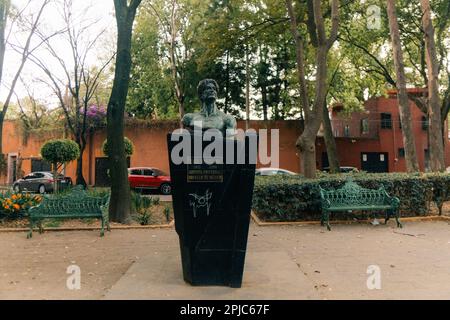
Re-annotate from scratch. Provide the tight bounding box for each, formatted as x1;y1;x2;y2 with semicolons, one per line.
167;132;256;287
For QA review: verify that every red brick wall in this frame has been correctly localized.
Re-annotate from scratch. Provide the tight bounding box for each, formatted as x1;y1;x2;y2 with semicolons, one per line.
317;96;450;172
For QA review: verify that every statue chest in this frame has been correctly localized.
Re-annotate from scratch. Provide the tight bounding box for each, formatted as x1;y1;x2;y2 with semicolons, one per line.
189;114;225;130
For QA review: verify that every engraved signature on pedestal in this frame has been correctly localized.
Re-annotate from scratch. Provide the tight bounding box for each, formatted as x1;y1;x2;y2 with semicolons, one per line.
189;189;212;218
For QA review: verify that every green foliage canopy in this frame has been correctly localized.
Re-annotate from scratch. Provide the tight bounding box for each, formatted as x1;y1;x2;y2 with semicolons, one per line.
102;137;134;157
41;139;80;166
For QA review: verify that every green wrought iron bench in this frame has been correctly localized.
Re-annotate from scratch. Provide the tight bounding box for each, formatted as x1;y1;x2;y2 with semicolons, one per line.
319;179;401;231
27;186;110;238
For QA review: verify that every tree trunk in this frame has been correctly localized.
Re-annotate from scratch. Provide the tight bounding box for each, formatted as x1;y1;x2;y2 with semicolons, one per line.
0;113;4;156
420;0;445;171
74;130;87;186
245;45;250;130
225;50;230;114
75;146;86;186
322;103;340;173
387;0;419;172
297;131;317;177
107;0;141;223
262;85;268;121
52;163;58;194
286;0;338;178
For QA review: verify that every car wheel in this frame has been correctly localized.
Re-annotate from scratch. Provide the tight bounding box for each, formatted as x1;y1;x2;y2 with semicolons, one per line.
38;184;46;194
13;184;21;193
160;183;171;195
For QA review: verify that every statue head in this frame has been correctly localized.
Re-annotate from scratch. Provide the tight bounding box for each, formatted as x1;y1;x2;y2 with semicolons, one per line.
197;79;219;104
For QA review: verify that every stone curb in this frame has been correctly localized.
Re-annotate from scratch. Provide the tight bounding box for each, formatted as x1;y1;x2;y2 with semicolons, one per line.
0;219;175;233
250;211;450;226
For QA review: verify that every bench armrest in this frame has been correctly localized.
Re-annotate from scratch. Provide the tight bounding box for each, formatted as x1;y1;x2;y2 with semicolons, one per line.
388;196;400;208
28;204;42;215
321;198;331;209
383;189;400;208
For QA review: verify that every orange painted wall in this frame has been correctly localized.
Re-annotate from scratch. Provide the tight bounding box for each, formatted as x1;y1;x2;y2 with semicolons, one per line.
0;120;301;185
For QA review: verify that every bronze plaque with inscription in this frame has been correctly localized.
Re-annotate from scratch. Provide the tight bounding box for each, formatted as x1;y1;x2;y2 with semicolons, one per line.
187;164;224;183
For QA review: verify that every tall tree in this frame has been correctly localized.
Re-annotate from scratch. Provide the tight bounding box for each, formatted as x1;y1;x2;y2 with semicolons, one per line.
107;0;142;223
0;0;49;156
387;0;419;172
286;0;339;178
420;0;445;171
30;0;114;186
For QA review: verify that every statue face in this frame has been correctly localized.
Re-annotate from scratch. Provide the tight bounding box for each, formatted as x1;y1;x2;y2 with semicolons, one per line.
200;82;218;103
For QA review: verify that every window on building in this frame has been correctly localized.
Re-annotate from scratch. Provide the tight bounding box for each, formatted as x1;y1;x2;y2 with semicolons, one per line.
421;116;429;131
344;125;350;137
361;118;369;134
398;115;402;129
398;148;405;158
381;113;392;129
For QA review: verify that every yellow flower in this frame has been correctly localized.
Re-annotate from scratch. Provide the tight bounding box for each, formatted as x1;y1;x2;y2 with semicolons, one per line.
13;204;20;211
11;194;17;200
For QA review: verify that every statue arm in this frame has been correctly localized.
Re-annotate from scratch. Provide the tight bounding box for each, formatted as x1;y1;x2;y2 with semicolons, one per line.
224;115;237;129
224;114;237;137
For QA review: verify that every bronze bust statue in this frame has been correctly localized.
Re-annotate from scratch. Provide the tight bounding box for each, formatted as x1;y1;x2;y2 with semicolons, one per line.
182;79;236;135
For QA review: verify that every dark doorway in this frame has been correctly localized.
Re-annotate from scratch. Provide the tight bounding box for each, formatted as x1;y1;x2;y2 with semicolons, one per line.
11;156;17;183
95;157;131;187
31;159;51;172
321;152;329;170
361;152;389;173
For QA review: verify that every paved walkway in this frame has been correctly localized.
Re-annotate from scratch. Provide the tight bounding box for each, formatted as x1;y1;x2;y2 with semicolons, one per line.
1;220;450;299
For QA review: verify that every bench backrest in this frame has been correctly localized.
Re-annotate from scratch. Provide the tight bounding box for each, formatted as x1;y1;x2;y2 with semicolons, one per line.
319;180;388;206
30;186;110;216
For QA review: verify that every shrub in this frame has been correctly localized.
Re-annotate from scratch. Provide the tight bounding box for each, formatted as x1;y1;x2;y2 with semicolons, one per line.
41;139;80;166
164;205;171;222
131;191;153;225
152;197;160;206
102;137;134;157
252;172;449;222
0;192;42;217
41;139;80;194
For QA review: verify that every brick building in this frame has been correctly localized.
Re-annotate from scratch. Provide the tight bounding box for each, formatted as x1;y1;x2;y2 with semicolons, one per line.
317;89;450;172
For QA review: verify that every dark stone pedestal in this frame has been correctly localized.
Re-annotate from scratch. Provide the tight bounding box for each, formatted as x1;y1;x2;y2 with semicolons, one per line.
167;131;257;288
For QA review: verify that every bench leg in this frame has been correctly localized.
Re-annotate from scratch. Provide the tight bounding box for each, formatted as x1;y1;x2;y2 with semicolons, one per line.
100;218;105;237
322;210;331;231
38;220;44;234
27;219;34;239
106;217;111;232
385;210;391;225
101;206;110;233
395;210;402;228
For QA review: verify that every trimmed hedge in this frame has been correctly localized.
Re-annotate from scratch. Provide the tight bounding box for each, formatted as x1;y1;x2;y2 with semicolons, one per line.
102;137;134;157
252;172;450;222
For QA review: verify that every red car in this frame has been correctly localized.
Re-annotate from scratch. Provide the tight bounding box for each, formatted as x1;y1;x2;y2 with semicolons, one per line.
128;167;171;195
